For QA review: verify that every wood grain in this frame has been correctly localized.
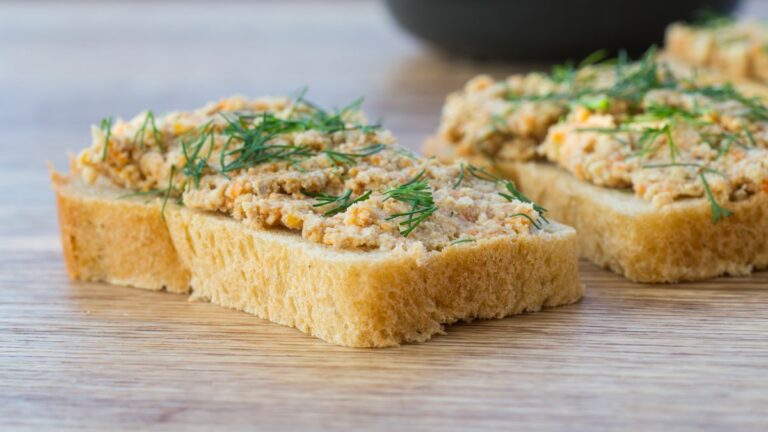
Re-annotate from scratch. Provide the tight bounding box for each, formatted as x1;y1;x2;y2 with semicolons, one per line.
2;1;767;431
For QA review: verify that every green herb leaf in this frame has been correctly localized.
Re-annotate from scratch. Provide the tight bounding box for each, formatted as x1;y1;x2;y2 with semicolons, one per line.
449;238;476;246
323;144;385;166
134;111;164;151
305;189;372;216
453;163;466;189
498;181;549;222
642;162;732;223
181;120;216;189
384;170;438;237
100;116;113;161
161;165;177;218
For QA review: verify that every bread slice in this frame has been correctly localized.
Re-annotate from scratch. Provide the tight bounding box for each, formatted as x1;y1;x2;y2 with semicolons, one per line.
52;170;582;347
427;139;768;282
425;139;768;283
664;22;768;95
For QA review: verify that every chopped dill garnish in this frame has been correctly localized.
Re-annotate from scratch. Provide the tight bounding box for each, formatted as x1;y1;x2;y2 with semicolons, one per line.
100;116;113;161
642;162;732;223
453;162;466;189
506;47;666;109
551;49;608;87
576;94;611;111
181;120;216;189
219;112;314;173
394;147;420;161
117;166;179;218
508;212;542;229
216;91;379;174
662;124;680;162
743;126;757;147
305;189;372;216
463;164;549;224
134;111;164;150
466;164;501;182
293;92;380;134
323;144;385;166
699;171;733;223
684;83;768;121
161;165;177;218
498;181;549;222
716;133;737;159
449;238;476;246
384;170;438;237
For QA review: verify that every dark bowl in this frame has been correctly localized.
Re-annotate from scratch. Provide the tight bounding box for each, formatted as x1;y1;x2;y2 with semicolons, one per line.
385;0;741;60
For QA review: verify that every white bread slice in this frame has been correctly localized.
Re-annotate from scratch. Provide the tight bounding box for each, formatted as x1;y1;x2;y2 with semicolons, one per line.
52;171;582;347
425;140;768;283
663;23;768;97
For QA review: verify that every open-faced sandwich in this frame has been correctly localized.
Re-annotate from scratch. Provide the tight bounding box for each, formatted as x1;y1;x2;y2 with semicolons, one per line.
665;14;768;90
51;93;581;347
426;50;768;283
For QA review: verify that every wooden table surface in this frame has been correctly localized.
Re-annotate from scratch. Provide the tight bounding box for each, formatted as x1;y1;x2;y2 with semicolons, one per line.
3;1;767;431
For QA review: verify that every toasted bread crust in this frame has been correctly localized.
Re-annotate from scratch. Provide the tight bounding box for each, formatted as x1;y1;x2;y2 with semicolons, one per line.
51;172;582;347
507;162;768;283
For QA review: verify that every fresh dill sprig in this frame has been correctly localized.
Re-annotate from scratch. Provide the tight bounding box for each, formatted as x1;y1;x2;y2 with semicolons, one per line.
699;171;733;223
181;120;216;189
100;116;113;161
394;147;420;161
638;104;706;121
508;212;542;229
551;49;608;87
449;238;476;246
743;126;757;147
293;92;380;134
498;181;549;223
161;165;177;218
384;170;438;237
219;112;313;173
134;111;164;151
464;164;549;224
305;189;372;216
218;91;380;174
662;124;680;162
466;164;501;182
685;83;768;121
716;133;737;159
323;144;385;166
642;162;732;223
117;166;178;218
580;120;683;160
453;162;466;189
508;48;665;108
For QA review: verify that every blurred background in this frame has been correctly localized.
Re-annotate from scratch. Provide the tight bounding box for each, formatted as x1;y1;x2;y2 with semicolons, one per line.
1;0;767;237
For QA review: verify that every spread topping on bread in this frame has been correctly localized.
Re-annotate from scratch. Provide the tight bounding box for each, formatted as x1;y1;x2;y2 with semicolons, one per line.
665;14;768;84
434;49;768;223
76;93;547;252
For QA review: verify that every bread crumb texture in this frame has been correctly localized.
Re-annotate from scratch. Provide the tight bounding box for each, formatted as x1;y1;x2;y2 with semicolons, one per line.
52;172;582;347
